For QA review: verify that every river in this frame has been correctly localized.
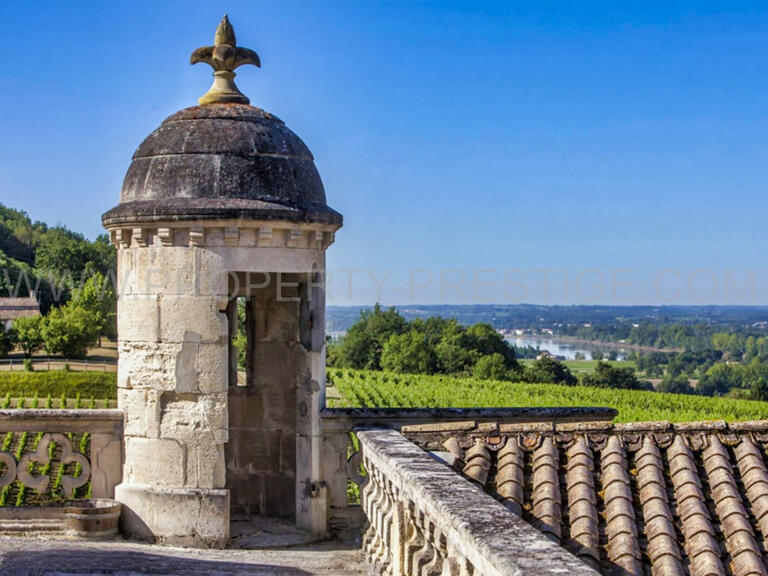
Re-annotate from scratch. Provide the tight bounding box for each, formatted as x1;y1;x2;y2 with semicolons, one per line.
506;336;628;361
328;330;629;360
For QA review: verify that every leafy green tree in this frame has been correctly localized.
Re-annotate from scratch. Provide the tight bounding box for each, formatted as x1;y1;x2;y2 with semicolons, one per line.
433;320;476;374
34;228;93;278
750;378;768;402
657;374;695;395
33;229;116;310
331;326;375;370
741;360;768;402
524;356;577;386
410;317;454;347
465;323;518;369
665;350;719;377
711;332;745;360
234;299;247;370
697;363;742;396
332;307;523;376
42;304;100;358
381;330;436;374
473;353;510;381
744;336;758;362
0;204;40;263
757;338;768;361
12;316;43;357
69;272;116;345
581;362;649;390
325;338;341;368
635;352;671;377
435;338;476;374
87;234;117;277
591;350;604;361
335;304;407;370
0;252;37;297
646;364;664;377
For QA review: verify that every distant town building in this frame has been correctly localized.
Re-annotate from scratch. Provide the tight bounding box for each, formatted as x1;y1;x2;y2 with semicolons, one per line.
0;296;40;329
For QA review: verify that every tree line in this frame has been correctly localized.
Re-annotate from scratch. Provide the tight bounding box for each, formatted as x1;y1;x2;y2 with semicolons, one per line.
0;204;116;360
327;305;651;391
628;347;768;400
559;320;768;354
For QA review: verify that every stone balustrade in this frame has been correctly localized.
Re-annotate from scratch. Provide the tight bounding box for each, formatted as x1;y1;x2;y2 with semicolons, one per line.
357;428;599;576
0;409;123;502
321;406;617;541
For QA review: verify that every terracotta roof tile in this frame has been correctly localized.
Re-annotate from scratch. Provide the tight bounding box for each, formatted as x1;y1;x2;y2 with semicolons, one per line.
496;438;524;515
409;420;768;575
462;440;491;486
735;439;768;551
566;436;600;569
532;436;561;541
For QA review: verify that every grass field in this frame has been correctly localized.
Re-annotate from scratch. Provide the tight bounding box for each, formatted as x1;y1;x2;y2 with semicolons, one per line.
2;365;764;423
0;371;116;400
328;368;768;423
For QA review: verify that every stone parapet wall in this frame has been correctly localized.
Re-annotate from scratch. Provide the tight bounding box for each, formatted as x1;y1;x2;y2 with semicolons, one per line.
321;406;617;433
321;406;617;541
357;428;598;576
0;409;123;504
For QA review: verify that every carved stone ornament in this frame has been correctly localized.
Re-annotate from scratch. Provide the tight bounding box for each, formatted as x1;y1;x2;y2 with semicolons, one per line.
190;14;261;105
15;433;90;496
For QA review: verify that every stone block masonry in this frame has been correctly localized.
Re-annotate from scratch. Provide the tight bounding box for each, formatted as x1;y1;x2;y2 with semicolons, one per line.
102;16;342;548
110;229;333;545
357;428;599;576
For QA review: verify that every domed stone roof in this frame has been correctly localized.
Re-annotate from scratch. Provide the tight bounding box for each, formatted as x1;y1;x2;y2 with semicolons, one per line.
102;103;341;227
103;15;341;229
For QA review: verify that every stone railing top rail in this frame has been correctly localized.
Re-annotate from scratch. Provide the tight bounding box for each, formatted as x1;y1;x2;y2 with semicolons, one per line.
0;409;124;434
321;406;616;431
358;428;598;576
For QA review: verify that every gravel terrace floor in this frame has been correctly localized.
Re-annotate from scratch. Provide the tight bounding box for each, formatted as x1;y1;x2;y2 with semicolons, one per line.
0;537;368;576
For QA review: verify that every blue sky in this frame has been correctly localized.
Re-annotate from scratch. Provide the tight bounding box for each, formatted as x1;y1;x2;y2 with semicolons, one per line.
1;1;766;306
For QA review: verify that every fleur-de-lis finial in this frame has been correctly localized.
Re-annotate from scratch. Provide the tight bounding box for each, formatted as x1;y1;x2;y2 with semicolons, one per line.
190;15;261;105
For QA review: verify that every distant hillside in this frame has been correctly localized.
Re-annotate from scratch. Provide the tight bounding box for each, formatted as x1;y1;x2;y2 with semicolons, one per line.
0;204;114;311
327;304;768;333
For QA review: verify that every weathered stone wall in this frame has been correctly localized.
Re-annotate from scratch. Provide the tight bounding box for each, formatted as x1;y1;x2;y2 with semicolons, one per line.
357;429;599;576
111;223;331;546
115;237;230;547
227;279;305;518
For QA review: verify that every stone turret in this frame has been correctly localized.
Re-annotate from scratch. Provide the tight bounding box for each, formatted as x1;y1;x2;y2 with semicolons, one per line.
103;16;341;547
